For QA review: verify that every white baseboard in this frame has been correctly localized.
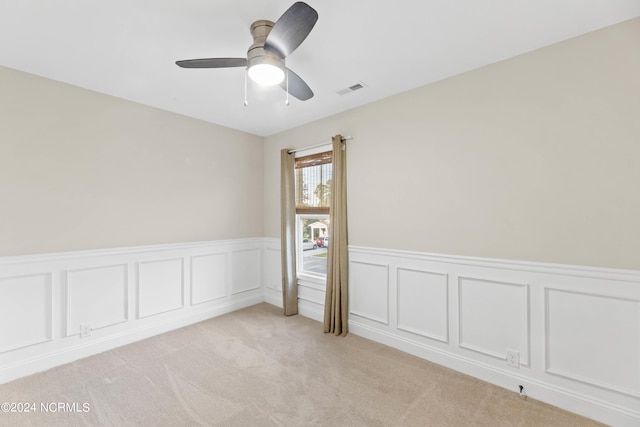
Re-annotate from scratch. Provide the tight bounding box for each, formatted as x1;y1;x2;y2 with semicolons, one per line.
349;319;640;427
264;289;283;308
1;294;262;384
298;301;324;323
345;245;640;427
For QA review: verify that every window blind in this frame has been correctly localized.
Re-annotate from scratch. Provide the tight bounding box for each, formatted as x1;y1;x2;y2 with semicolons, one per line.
295;151;332;214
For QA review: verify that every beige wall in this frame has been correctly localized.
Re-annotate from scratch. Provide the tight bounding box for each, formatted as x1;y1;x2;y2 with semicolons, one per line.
2;18;638;268
264;18;640;270
0;66;264;256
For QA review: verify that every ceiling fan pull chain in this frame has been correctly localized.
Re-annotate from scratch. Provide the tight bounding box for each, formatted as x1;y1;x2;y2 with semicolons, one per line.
244;68;248;107
285;70;290;106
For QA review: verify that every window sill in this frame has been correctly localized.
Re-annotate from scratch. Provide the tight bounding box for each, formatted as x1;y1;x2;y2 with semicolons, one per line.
297;272;326;289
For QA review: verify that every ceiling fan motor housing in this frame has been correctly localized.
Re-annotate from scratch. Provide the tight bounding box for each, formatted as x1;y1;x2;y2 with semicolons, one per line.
176;3;317;100
247;20;285;73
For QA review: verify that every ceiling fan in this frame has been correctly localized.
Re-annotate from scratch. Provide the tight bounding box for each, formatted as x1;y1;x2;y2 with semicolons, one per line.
176;2;318;102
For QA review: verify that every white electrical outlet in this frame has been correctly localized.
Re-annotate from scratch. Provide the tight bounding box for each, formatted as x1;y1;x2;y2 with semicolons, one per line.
80;323;92;338
506;349;519;368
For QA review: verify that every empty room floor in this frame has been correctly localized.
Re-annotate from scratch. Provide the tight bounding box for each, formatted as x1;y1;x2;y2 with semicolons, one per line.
1;303;603;426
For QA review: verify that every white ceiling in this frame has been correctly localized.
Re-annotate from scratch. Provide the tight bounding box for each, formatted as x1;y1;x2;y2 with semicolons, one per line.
1;1;639;137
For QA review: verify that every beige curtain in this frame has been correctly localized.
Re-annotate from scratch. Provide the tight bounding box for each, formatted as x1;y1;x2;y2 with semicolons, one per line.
324;135;348;336
280;149;298;316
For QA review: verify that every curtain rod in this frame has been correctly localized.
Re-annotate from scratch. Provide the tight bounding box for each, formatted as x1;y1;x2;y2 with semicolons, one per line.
287;136;352;154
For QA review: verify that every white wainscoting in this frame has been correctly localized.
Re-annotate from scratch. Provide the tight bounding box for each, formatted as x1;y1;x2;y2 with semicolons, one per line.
396;267;448;343
137;258;185;318
457;276;530;365
0;273;53;354
349;260;390;325
232;249;262;295
263;238;327;320
66;264;128;336
545;288;640;398
263;239;283;308
2;239;639;426
261;239;640;426
191;253;227;305
0;239;265;385
347;246;640;427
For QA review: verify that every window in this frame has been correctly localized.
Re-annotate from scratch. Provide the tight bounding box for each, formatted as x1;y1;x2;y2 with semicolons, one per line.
295;149;332;277
296;214;329;276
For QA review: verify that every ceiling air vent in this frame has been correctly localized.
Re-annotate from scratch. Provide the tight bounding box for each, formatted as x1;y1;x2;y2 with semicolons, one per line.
336;81;367;96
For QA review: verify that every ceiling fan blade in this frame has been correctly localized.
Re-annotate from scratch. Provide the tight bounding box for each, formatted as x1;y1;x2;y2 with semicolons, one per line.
281;68;313;101
175;58;247;68
265;2;318;58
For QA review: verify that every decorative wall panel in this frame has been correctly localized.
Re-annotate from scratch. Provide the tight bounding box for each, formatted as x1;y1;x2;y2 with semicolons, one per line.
264;247;282;291
397;267;448;342
232;249;261;294
546;288;640;397
458;276;529;364
349;260;389;324
137;258;184;318
191;253;226;305
0;273;52;353
67;264;128;336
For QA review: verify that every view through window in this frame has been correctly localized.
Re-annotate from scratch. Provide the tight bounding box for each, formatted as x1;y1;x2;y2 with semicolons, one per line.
295;150;332;276
297;215;329;275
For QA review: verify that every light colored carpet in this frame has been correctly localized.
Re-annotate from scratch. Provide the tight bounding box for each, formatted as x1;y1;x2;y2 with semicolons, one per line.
1;303;603;426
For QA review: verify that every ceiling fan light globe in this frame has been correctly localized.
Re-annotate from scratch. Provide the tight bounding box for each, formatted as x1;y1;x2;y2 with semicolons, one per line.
248;63;285;86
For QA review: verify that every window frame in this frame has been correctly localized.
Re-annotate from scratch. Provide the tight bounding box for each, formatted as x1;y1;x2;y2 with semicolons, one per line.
293;143;332;282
